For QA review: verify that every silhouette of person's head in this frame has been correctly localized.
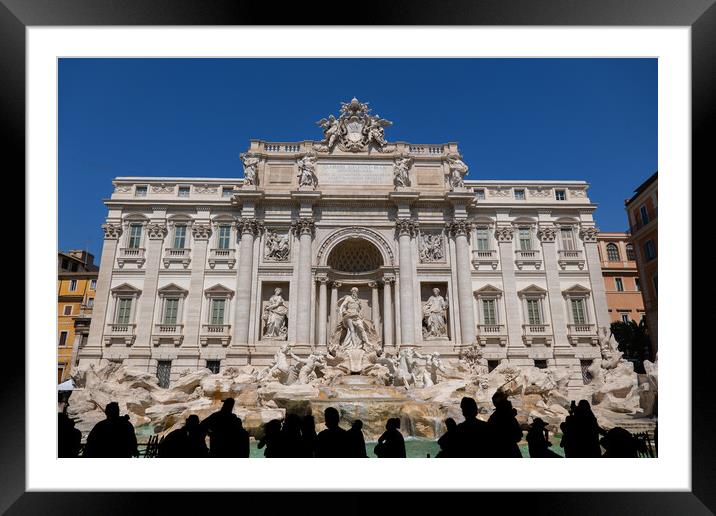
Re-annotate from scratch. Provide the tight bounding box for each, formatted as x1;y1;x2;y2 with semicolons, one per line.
301;414;316;434
531;417;547;429
491;390;509;408
284;413;301;431
221;398;235;413
324;407;340;429
460;397;478;419
105;402;120;419
577;399;592;414
445;417;457;432
386;418;400;431
185;415;200;429
352;420;363;431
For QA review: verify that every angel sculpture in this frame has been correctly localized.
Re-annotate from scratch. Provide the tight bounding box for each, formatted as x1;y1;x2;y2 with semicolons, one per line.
316;114;342;150
366;116;392;147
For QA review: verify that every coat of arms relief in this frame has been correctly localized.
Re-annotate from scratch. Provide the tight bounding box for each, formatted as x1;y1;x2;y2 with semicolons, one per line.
315;97;395;153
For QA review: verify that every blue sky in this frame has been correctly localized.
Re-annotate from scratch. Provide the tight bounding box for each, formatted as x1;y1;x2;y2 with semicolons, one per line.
59;58;656;260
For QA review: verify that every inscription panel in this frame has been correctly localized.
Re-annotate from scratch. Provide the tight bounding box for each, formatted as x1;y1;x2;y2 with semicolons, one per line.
317;162;393;185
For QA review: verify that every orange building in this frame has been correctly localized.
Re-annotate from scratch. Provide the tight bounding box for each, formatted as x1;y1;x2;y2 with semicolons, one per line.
597;232;645;325
58;250;98;383
625;172;658;359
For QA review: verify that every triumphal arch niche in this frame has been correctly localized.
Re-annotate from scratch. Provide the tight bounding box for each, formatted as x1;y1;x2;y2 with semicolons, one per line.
233;97;477;370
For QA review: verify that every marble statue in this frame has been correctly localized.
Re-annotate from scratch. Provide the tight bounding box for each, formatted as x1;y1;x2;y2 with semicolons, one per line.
421;352;449;387
315;98;393;152
261;288;289;340
264;230;290;261
258;343;293;383
598;326;622;369
393;155;413;188
422;288;448;339
366;115;391;147
419;233;444;263
297;152;318;188
289;351;326;384
338;287;373;350
316;114;342;149
446;154;468;189
240;153;260;186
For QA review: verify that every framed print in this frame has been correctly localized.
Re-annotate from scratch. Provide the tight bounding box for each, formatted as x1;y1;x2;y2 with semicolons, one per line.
3;0;713;514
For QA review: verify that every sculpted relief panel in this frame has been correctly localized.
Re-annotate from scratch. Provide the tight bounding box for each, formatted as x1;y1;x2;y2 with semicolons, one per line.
264;229;290;262
419;231;445;263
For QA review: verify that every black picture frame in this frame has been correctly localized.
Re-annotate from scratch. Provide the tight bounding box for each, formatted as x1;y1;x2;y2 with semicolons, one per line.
3;1;711;514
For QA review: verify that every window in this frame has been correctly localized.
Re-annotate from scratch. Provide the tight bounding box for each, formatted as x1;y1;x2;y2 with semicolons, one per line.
606;243;620;261
526;299;542;325
482;299;497;325
206;360;221;374
58;331;68;347
614;278;624;292
555;189;566;201
210;298;226;325
69;279;77;291
639;204;649;225
178;186;190;197
560;228;576;250
570;298;587;324
635;278;641;291
222;187;234;198
116;298;133;324
163;298;180;325
70;262;78;272
61;258;69;270
157;361;172;388
534;360;548;369
514;189;525;200
217;225;231;249
173;225;187;249
475;228;490;251
621;313;630;324
474;189;485;200
135;185;147;197
63;305;73;316
87;297;94;308
518;228;532;251
626;244;636;261
128;224;143;249
645;240;656;261
580;360;593;385
90;279;97;290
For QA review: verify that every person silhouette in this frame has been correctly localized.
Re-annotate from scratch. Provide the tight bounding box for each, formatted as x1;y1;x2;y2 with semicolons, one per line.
455;397;493;458
436;417;458;458
316;407;349;458
601;427;638;457
200;398;249;457
561;399;604;458
58;412;81;458
159;415;208;458
375;418;406;458
526;418;560;458
84;402;138;458
347;420;368;458
258;419;282;458
299;415;317;457
277;413;303;457
487;391;523;458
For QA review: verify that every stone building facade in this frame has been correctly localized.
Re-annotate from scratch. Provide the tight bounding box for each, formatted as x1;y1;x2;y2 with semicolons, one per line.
79;99;611;392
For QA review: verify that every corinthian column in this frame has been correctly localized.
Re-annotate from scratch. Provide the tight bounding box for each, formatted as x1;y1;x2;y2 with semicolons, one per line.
447;220;476;345
235;218;261;344
184;223;212;348
316;275;329;349
369;281;381;340
538;225;569;348
135;221;168;349
580;226;610;330
395;218;418;346
292;217;315;346
382;277;394;348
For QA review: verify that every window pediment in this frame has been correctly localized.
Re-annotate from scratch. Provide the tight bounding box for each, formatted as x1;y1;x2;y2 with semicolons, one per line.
158;283;189;298
563;284;591;297
204;284;235;299
110;283;142;296
474;284;503;298
517;284;547;298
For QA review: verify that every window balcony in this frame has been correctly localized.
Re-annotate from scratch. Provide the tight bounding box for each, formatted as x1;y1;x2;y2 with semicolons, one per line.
208;248;236;269
200;324;232;346
471;249;499;270
152;323;185;346
103;323;137;346
557;249;585;270
514;249;542;270
567;323;599;346
117;248;146;269
522;323;552;346
476;324;507;346
163;248;191;269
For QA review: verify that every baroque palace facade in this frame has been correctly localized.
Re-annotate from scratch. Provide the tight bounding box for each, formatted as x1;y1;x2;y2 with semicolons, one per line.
80;99;610;391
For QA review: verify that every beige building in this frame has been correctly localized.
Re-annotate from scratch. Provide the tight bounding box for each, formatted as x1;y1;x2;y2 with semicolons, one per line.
80;98;612;392
597;232;645;325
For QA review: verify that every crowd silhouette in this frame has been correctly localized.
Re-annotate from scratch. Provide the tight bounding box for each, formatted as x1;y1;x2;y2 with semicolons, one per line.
60;395;643;459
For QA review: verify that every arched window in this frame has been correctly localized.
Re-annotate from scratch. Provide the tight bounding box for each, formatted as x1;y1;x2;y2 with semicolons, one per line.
626;243;636;261
606;243;620;261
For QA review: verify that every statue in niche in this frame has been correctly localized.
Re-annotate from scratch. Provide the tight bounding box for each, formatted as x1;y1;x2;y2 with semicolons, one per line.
393;155;413;188
446;154;469;189
297;152;318;189
336;287;377;350
289;351;326;384
264;230;290;261
422;288;449;339
258;342;293;382
419;233;444;263
240;153;260;186
261;288;288;340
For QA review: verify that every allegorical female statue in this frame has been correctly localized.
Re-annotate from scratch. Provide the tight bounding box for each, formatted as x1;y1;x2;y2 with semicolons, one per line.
422;287;448;339
240;153;260;186
262;287;288;339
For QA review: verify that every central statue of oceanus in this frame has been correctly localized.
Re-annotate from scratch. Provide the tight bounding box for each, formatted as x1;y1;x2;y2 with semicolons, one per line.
328;286;381;373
